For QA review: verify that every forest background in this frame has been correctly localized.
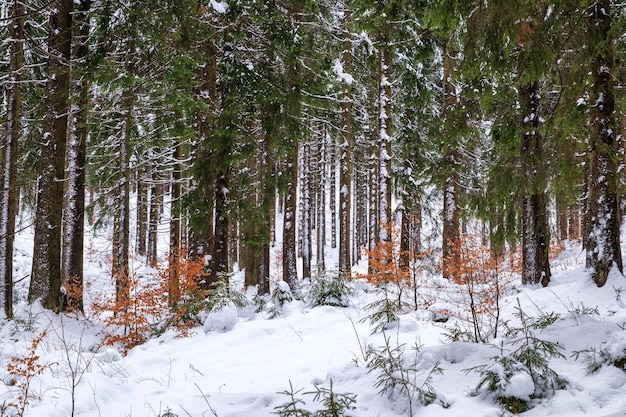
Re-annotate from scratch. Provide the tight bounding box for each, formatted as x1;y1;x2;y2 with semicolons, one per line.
0;0;624;319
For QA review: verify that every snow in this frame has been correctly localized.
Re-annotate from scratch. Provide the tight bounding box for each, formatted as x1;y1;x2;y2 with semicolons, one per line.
3;208;626;417
210;0;229;14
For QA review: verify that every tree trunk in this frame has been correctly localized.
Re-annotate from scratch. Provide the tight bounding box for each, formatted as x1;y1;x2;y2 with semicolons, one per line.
301;141;312;279
283;147;299;294
0;0;25;318
212;171;230;280
30;0;73;310
441;39;460;281
520;82;551;286
113;93;132;306
378;26;393;242
555;192;568;243
329;134;337;250
135;173;148;256
62;0;91;312
147;169;160;268
316;124;326;271
338;3;353;273
169;142;182;306
585;0;622;287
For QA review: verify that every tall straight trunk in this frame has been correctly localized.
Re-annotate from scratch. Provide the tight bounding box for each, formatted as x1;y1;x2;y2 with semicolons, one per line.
568;202;581;241
441;39;460;281
242;151;260;288
283;146;299;294
135;173;148;256
189;36;217;263
585;0;622;287
368;141;379;250
62;0;90;312
147;171;159;267
30;0;73;310
329;135;337;249
283;5;303;294
356;149;368;262
316;125;326;271
338;3;353;273
520;82;551;286
1;0;25;318
378;27;393;241
169;142;182;306
258;125;274;295
400;205;421;269
301;141;312;279
113;94;132;305
212;171;229;281
555;192;568;242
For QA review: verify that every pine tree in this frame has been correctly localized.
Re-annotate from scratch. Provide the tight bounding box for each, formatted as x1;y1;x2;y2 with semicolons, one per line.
30;0;74;310
0;0;25;318
62;0;91;312
585;0;623;286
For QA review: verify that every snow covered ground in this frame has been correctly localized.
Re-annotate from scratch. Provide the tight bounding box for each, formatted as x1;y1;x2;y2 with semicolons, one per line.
2;217;626;417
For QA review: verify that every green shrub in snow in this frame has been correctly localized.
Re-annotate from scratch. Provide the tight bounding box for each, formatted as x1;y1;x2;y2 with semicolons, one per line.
468;301;567;414
304;271;354;308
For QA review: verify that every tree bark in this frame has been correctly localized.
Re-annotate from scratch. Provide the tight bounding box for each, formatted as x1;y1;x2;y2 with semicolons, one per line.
338;3;353;273
113;93;132;306
169;142;182;306
283;145;299;294
441;39;460;281
135;173;148;257
30;0;73;310
147;171;159;267
520;82;551;286
378;26;393;242
1;0;25;318
585;0;622;287
62;0;91;312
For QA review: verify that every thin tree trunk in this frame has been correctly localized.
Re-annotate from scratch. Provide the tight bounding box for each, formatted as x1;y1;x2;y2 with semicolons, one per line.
441;39;460;281
30;0;73;310
316;124;326;271
113;93;132;306
147;173;159;268
169;142;182;306
62;0;90;312
301;141;312;280
212;171;229;280
329;134;337;250
585;0;622;286
283;145;299;294
135;173;148;256
520;82;551;286
378;26;392;242
0;0;25;318
338;3;353;273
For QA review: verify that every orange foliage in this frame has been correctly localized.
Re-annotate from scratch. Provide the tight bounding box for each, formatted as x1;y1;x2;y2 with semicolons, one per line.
356;222;409;286
89;250;208;354
443;236;514;342
7;329;56;416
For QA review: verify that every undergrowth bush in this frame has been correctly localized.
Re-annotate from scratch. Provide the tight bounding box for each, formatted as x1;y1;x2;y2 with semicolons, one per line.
365;333;444;416
273;379;356;417
89;251;210;354
304;271;354;308
442;236;514;343
267;281;294;318
467;301;566;414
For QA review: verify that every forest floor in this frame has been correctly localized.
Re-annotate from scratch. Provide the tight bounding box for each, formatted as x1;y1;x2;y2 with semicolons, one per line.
1;215;626;417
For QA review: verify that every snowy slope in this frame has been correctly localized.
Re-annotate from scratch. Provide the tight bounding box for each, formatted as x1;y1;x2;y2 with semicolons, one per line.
2;220;626;417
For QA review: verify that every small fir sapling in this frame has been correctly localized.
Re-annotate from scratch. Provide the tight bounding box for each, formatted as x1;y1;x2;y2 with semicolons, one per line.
304;270;354;308
467;300;566;414
267;281;295;318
